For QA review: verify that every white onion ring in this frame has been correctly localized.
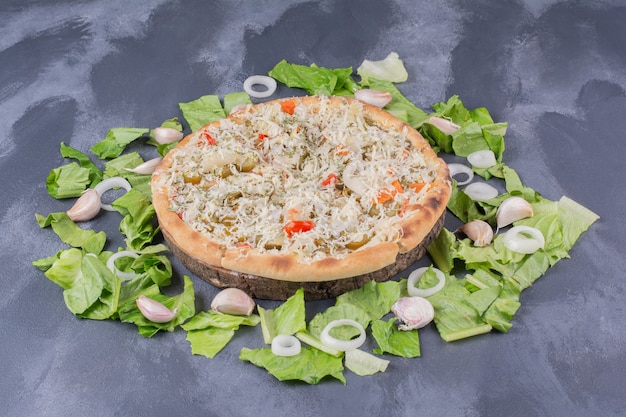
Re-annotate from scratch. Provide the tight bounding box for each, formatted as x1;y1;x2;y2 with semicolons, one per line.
407;267;446;297
463;182;499;201
271;334;301;357
467;150;497;169
503;226;545;254
447;163;474;186
94;177;132;211
320;319;366;352
243;75;277;99
106;250;140;280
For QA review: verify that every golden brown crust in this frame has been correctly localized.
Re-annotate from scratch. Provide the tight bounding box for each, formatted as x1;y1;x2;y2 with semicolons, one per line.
151;95;450;284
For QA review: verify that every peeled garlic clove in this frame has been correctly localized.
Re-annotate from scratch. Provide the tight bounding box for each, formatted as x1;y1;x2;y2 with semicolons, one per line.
428;116;461;135
211;288;255;316
66;189;101;222
458;220;494;247
136;295;178;323
496;196;534;230
124;157;162;174
391;296;435;330
153;127;183;144
354;89;393;108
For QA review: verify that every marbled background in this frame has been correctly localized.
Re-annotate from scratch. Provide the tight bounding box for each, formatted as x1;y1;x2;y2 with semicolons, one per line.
1;1;624;416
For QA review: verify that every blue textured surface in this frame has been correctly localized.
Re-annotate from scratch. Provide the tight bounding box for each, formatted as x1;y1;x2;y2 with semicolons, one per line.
1;1;624;416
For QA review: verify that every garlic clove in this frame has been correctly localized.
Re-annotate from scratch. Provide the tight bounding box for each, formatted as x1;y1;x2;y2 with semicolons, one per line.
427;116;461;135
391;296;435;331
124;157;162;175
66;189;101;222
153;127;183;145
354;89;393;108
211;288;255;316
496;196;534;230
136;295;178;323
458;219;494;247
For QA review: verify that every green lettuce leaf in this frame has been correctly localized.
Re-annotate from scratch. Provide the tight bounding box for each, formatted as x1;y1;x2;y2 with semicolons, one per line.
239;347;346;385
179;95;226;132
344;349;389;376
268;60;357;96
357;52;408;86
46;162;91;199
182;311;260;358
103;152;152;196
371;318;421;358
35;212;106;254
367;79;430;128
335;280;402;322
43;248;121;319
118;275;196;337
258;288;306;344
90;127;150;159
223;92;252;115
59;142;103;186
111;188;158;250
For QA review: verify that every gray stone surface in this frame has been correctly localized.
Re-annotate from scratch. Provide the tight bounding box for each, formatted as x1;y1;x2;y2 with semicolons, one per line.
1;1;625;416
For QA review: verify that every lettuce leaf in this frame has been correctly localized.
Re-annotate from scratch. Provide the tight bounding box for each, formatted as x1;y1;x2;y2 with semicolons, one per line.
90;127;150;159
239;347;346;385
344;349;389;376
46;162;91;199
111;188;158;250
223;92;252;115
366;79;430;128
179;95;226;132
103;152;152;196
268;60;357;96
118;275;196;337
182;311;260;358
42;248;121;319
59;142;103;186
357;52;408;86
258;288;306;343
35;212;106;254
371;318;421;358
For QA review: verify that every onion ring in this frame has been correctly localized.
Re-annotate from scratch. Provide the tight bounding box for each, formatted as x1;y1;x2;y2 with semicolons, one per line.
320;319;366;352
94;177;132;211
106;250;140;280
447;163;474;186
503;225;545;254
463;182;499;201
407;266;446;297
467;150;497;169
243;75;277;99
271;334;301;357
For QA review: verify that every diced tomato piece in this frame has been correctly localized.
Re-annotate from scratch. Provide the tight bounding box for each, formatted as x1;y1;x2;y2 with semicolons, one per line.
280;99;296;115
258;133;268;141
375;179;404;204
200;131;216;145
335;144;350;156
283;220;314;237
321;173;338;187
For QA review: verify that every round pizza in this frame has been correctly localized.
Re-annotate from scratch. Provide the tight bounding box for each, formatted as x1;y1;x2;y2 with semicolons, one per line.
151;96;451;299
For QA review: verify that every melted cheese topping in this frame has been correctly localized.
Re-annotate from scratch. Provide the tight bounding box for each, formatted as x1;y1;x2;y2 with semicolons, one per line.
157;97;442;262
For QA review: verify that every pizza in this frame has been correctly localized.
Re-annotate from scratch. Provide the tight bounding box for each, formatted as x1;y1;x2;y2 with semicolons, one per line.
151;96;451;299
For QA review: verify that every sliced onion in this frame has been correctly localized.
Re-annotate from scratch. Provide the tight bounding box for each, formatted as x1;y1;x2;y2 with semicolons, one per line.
243;75;277;99
503;226;545;254
342;162;368;195
271;334;301;357
407;266;446;297
320;319;366;352
94;177;132;211
467;150;497;169
447;163;474;186
106;250;140;280
463;182;499;201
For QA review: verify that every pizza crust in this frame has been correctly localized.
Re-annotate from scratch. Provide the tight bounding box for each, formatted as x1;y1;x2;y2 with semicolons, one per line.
152;96;451;299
